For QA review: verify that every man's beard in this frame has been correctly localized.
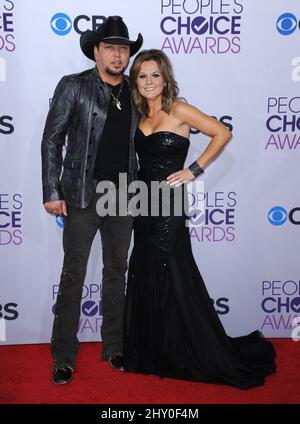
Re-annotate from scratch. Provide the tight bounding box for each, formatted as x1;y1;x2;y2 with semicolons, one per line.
106;66;126;76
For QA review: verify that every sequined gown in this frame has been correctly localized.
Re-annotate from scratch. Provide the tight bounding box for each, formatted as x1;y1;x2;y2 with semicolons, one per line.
123;129;276;389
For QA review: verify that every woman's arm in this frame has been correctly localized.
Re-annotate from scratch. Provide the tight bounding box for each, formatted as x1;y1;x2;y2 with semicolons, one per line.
167;101;232;186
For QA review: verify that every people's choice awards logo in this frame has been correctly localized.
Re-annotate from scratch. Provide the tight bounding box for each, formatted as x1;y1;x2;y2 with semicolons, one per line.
0;0;16;52
189;190;236;242
265;97;300;150
50;13;72;36
160;0;243;55
261;280;300;333
0;193;22;246
81;300;99;317
52;283;102;335
276;13;298;36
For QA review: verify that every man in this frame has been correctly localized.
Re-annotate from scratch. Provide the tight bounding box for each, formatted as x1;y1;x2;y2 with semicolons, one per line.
41;16;143;384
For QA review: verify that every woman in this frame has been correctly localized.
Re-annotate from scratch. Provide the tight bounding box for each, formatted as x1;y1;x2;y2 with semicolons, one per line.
123;49;276;389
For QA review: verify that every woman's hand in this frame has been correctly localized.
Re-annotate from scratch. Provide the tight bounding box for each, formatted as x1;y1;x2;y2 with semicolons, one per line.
166;168;195;187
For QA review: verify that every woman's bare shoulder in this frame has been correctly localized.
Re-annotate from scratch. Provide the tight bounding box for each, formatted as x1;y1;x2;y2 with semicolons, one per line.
172;99;203;119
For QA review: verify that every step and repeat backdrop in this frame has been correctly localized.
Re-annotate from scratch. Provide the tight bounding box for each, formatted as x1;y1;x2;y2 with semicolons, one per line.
0;0;299;344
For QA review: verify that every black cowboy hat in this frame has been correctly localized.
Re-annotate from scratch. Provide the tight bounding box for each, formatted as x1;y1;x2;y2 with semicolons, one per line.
80;15;143;60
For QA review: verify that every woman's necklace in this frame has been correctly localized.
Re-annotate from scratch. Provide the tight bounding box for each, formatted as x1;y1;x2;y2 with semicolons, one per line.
103;80;123;110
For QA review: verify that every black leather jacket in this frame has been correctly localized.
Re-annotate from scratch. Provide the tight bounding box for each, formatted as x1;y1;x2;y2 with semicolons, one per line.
41;67;138;208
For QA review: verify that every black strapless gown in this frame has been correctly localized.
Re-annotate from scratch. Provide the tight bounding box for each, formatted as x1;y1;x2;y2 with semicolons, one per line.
123;129;276;389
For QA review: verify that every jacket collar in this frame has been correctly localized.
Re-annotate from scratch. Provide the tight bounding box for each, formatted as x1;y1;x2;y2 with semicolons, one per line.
92;66;130;90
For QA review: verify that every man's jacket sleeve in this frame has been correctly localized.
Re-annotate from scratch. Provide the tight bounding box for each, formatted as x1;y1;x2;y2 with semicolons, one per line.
41;76;75;203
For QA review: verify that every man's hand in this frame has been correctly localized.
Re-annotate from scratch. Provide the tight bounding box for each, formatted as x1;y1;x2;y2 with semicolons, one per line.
44;200;68;216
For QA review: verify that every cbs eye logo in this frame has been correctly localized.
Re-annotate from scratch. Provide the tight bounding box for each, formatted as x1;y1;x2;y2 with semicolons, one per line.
268;206;287;226
51;13;72;36
276;13;299;36
56;216;64;229
268;206;300;226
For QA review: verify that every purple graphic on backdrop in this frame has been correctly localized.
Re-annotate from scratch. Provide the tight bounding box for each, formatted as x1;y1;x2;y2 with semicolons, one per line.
261;280;300;332
189;191;236;242
0;1;16;52
265;96;300;150
0;193;22;246
52;283;103;335
160;0;243;55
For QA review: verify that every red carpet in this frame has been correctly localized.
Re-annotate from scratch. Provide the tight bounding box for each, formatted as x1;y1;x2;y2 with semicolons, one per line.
0;339;299;404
